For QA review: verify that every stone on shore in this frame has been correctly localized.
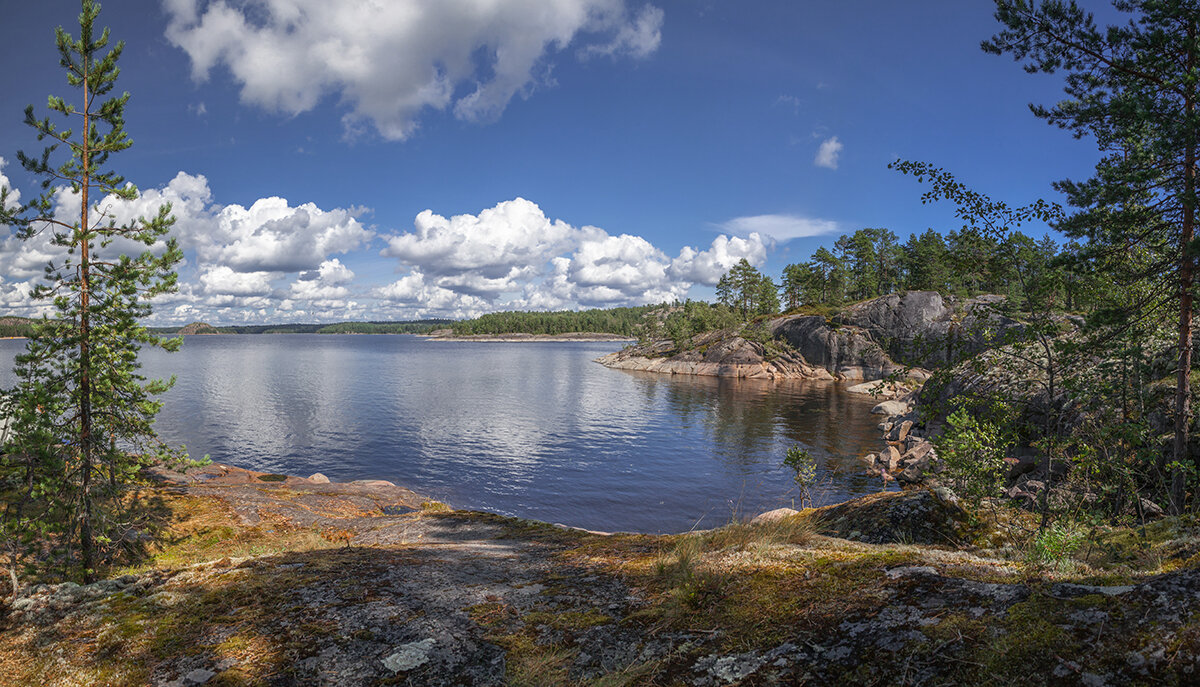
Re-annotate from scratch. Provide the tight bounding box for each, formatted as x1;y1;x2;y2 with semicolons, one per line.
307;472;330;483
888;420;914;442
872;400;909;417
882;445;903;472
351;479;396;487
847;380;902;397
751;507;802;524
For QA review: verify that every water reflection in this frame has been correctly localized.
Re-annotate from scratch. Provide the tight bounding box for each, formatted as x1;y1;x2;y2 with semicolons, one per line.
0;336;887;533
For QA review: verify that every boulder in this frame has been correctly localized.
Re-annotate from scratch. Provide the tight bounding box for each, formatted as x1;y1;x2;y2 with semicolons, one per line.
900;441;935;467
896;444;939;485
1003;456;1037;481
882;446;903;472
814;488;976;545
350;479;396;487
898;463;929;486
751;507;802;524
872;400;909;417
307;472;331;484
847;380;902;397
889;420;914;442
1139;498;1165;520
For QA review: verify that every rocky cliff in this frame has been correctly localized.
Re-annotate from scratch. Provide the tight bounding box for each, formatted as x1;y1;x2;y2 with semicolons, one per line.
599;291;1011;381
836;291;1023;368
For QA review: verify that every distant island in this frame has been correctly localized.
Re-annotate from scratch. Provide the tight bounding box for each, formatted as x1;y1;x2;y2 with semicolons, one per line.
175;322;221;335
0;308;654;340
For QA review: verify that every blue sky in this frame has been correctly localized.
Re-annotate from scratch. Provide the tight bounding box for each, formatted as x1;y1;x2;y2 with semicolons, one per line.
0;0;1105;324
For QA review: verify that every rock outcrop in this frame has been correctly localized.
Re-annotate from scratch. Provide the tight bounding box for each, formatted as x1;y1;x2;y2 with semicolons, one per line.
770;315;901;380
598;291;1021;382
814;487;972;544
596;329;834;380
836;291;1023;368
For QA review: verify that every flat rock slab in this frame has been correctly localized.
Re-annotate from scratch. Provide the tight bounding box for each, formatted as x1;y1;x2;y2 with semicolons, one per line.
145;463;428;530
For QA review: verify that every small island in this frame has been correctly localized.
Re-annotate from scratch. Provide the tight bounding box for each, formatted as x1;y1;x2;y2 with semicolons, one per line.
176;321;222;335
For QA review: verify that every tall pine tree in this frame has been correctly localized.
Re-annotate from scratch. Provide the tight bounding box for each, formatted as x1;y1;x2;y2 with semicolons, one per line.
985;0;1200;513
0;0;183;582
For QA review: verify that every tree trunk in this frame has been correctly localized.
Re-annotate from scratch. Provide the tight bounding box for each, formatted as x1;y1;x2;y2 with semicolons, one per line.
79;61;94;581
1172;30;1197;516
1172;174;1194;514
5;545;18;602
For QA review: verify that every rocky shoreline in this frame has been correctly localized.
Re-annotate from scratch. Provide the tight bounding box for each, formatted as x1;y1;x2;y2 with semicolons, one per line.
3;460;1199;685
594;329;833;380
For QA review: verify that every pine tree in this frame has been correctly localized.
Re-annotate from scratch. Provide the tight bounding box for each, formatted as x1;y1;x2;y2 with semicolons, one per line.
0;0;183;582
900;228;951;293
780;263;806;310
810;247;844;304
755;276;780;315
984;0;1200;513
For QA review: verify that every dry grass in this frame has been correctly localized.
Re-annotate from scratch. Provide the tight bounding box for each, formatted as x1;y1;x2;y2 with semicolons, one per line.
110;493;336;576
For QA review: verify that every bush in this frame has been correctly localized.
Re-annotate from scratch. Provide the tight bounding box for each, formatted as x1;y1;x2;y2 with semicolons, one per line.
1027;521;1086;571
935;405;1012;503
783;445;818;508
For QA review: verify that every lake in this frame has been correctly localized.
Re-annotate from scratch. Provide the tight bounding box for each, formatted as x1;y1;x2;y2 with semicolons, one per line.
0;334;889;533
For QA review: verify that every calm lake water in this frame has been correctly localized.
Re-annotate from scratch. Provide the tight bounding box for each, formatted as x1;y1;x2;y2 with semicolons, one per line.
0;335;888;533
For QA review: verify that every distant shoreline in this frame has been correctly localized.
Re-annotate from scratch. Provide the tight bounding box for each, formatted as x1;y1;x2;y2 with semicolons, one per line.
423;332;634;343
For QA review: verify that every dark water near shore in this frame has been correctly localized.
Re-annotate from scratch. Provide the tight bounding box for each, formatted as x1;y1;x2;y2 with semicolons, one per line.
0;335;888;533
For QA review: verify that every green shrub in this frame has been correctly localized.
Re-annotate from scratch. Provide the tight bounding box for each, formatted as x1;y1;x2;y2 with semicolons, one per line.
935;405;1012;503
783;445;818;508
1027;521;1086;571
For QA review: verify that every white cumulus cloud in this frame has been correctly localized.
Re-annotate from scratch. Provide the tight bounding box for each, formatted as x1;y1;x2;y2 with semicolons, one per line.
0;157;21;211
290;258;355;302
201;197;372;273
380;198;775;312
375;270;490;318
670;233;769;285
815;135;843;169
382;198;587;280
199;265;277;297
164;0;665;140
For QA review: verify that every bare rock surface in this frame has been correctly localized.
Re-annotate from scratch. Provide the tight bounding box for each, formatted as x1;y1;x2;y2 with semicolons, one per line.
145;463;427;530
4;466;1200;686
596;330;833;380
598;292;1010;382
